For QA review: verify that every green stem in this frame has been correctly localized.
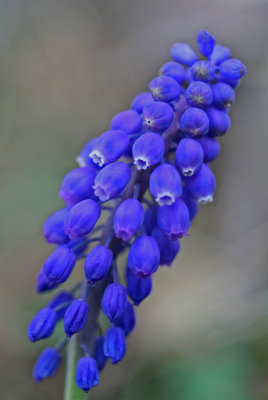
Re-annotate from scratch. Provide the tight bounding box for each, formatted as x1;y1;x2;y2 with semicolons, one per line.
64;335;86;400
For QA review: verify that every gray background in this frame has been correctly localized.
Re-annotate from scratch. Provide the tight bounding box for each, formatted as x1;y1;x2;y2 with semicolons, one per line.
0;0;267;399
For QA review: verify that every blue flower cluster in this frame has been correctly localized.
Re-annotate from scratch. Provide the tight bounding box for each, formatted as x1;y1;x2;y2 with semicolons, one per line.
28;30;246;392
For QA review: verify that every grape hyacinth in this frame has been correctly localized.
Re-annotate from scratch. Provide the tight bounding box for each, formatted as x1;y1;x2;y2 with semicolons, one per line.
28;30;246;395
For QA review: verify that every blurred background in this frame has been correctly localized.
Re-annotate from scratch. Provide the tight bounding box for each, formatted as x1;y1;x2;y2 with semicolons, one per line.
0;0;268;399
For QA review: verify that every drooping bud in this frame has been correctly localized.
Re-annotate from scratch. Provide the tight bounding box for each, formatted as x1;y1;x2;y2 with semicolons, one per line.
151;227;180;266
206;107;231;136
89;130;130;167
184;163;216;204
157;198;190;240
132;132;165;170
170;43;198;66
175;138;204;177
58;166;96;206
185;81;213;108
36;270;58;293
110;110;142;135
47;291;74;320
64;299;89;337
197;137;221;163
126;268;152;305
180;107;209;138
101;283;127;322
64;199;101;240
143;101;174;133
149;76;181;102
76;138;101;169
127;235;160;278
76;357;99;392
113;199;144;241
92;336;107;371
131;92;154;114
43;208;70;245
27;308;57;342
42;247;76;286
115;301;136;336
33;348;62;382
181;187;199;221
84;245;113;283
149;164;182;206
196;30;215;57
159;61;186;84
93;162;131;202
103;326;126;364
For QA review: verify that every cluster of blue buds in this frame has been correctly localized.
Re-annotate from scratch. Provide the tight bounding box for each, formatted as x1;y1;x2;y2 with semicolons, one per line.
28;30;246;392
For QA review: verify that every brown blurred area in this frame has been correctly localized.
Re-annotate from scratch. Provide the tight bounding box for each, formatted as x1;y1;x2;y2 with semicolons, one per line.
0;0;268;399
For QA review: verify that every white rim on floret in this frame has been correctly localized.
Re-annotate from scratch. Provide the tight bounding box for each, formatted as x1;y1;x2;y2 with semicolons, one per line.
75;155;86;167
156;192;175;206
93;185;110;202
134;156;150;170
89;150;105;167
181;167;195;176
198;195;213;204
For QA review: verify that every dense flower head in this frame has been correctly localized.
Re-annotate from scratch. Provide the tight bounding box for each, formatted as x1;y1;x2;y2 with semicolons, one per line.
28;30;246;394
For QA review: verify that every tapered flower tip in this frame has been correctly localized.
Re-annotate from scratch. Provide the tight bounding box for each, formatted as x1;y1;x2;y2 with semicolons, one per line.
115;301;136;336
197;30;215;57
64;299;89;337
126;268;152;305
103;326;126;364
28;307;57;342
33;348;62;382
152;227;180;266
101;283;127;322
84;245;113;283
42;247;76;285
76;357;99;392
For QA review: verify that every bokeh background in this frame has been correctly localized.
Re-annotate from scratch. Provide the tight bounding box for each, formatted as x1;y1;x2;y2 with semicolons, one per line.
0;0;268;399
